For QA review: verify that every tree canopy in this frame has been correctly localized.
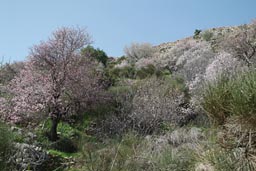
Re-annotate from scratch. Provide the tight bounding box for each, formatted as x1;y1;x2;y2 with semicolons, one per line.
7;27;106;140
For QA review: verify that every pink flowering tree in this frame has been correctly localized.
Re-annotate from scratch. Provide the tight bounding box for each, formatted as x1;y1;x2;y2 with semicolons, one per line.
9;27;105;141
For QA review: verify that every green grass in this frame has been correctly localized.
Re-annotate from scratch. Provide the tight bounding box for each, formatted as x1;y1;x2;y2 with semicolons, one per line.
196;143;256;171
74;131;200;171
47;149;78;158
202;70;256;125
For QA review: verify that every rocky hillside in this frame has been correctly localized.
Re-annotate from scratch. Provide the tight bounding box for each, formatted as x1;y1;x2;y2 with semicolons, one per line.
144;25;249;89
1;22;256;171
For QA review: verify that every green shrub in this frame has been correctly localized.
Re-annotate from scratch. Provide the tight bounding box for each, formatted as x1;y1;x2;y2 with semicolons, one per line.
0;122;13;170
135;69;148;79
155;68;171;77
57;122;80;138
202;30;213;41
108;66;136;80
114;56;126;65
136;64;156;79
106;56;126;69
193;29;202;39
81;45;108;66
202;75;232;124
106;63;167;82
202;70;256;125
120;66;136;78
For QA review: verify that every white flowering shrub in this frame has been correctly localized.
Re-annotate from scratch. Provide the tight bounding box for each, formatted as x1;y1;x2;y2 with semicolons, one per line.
114;59;129;68
133;38;199;72
89;75;196;137
177;41;213;77
134;57;156;69
204;52;242;82
220;22;256;66
129;76;195;134
124;42;156;63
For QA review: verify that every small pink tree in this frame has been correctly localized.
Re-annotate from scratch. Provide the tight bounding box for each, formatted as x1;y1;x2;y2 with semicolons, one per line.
9;27;104;141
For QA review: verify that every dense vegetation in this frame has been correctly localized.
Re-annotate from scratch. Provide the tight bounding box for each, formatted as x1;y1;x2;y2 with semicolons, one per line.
0;20;256;171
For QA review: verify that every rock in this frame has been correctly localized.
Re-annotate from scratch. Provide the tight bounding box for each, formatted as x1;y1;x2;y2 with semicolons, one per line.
27;132;36;139
9;143;49;171
195;163;214;171
11;126;23;135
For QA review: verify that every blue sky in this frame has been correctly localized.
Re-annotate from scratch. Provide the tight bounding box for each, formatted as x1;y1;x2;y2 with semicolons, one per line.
1;0;256;62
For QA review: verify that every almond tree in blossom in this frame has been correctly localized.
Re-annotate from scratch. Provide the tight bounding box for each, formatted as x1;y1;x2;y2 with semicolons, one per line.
9;27;105;141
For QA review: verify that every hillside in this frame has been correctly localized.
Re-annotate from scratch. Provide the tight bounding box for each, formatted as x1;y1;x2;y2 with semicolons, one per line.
1;22;256;171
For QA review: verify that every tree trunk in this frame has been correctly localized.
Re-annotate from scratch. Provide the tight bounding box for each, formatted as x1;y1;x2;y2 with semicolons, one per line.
49;118;59;141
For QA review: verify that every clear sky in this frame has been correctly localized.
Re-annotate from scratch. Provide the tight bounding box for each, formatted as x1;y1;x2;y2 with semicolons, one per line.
1;0;256;62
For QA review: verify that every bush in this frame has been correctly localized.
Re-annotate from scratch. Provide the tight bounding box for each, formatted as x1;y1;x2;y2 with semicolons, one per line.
0;122;13;170
193;29;202;39
81;45;108;66
128;75;192;134
57;122;80;139
87;85;135;139
135;64;157;79
124;42;156;64
88;75;195;138
107;66;136;81
202;30;213;41
155;68;171;77
202;70;256;125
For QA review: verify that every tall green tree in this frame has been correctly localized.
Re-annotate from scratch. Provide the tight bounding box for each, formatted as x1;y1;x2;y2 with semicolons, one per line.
81;45;108;66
